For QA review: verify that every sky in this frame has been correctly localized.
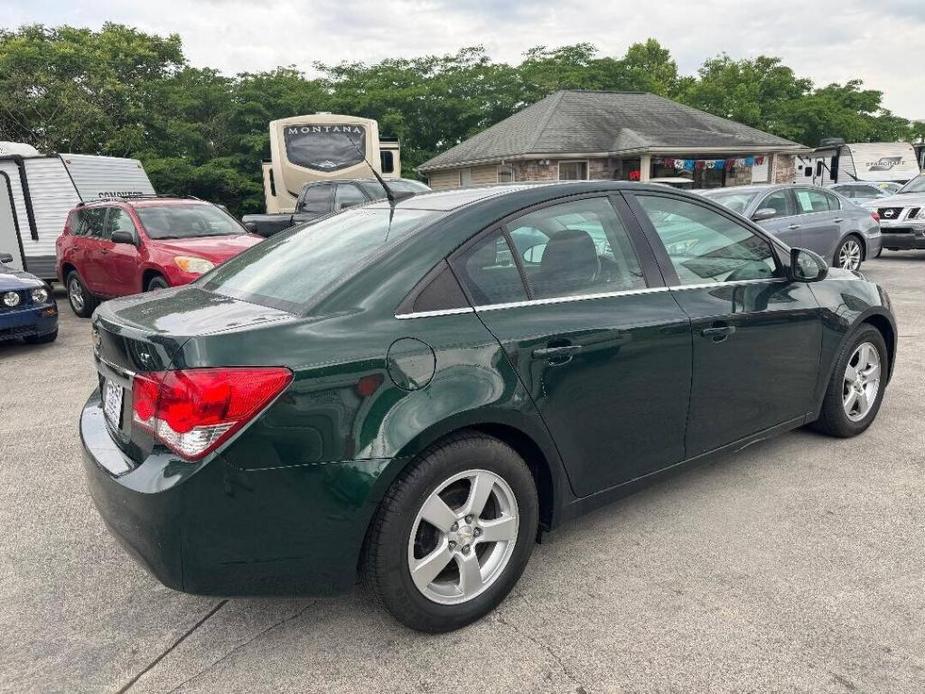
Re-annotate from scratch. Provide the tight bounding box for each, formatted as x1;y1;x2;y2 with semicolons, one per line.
6;0;924;119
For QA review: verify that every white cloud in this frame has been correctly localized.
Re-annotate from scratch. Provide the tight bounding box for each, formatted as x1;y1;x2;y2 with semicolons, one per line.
6;0;923;118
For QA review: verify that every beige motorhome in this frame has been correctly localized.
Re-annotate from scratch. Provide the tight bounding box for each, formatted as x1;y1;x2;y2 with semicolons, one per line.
262;113;401;213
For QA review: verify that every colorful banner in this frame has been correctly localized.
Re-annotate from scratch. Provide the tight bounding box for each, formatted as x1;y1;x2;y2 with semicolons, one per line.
655;155;767;171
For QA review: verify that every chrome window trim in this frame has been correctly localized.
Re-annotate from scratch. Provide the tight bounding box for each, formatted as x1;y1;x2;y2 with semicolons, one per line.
394;279;790;319
395;306;475;320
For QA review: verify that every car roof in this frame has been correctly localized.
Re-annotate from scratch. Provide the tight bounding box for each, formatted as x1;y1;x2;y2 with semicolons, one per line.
78;197;213;209
367;181;675;213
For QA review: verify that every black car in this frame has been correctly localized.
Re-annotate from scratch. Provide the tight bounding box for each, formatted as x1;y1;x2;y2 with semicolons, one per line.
242;177;431;237
82;182;895;632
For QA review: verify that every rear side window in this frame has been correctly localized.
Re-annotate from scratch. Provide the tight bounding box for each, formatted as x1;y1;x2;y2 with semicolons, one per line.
794;188;838;213
505;197;646;299
74;208;107;237
334;184;367;211
298;184;332;214
451;229;528;305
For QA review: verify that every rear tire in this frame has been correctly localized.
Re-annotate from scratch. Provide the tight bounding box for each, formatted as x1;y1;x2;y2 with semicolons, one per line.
811;325;887;438
24;329;58;344
363;432;538;633
835;235;864;271
66;271;98;318
146;275;169;291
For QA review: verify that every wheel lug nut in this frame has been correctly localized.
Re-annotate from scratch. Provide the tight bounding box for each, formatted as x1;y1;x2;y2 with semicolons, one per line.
465;515;473;523
474;527;482;536
448;541;456;550
451;522;458;532
461;545;470;554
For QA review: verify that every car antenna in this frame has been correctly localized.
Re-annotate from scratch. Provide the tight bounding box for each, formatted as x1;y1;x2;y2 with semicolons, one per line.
342;133;397;210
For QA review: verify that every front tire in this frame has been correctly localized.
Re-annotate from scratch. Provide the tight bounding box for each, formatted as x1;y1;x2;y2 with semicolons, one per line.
363;432;538;633
835;235;864;271
811;325;887;437
146;275;169;291
66;271;98;318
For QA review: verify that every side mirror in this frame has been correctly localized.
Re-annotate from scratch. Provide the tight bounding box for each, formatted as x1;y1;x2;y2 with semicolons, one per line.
752;208;777;222
243;221;258;233
110;230;136;245
790;247;828;283
0;252;13;264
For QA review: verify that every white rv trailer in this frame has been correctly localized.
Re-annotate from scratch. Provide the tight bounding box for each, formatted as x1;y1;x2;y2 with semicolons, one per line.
0;143;154;278
262;113;401;214
794;141;921;186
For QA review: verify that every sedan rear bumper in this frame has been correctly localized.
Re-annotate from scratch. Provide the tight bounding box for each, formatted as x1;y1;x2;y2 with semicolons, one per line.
81;391;395;596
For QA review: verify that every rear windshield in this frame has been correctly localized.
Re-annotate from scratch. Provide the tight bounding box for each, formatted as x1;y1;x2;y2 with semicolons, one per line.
202;207;443;313
136;204;245;240
700;190;761;215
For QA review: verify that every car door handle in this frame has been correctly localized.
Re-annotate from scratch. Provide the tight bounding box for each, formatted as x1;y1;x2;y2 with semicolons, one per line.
532;344;583;359
787;224;801;230
700;325;736;341
833;218;844;223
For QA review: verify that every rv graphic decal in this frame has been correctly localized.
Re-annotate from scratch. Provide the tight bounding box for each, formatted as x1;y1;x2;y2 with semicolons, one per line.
283;124;367;173
865;156;905;172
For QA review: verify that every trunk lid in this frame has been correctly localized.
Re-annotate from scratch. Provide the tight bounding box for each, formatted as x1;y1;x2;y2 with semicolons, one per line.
91;285;294;465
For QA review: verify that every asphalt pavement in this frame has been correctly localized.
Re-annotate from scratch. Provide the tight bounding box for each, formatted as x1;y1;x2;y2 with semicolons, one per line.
1;253;923;693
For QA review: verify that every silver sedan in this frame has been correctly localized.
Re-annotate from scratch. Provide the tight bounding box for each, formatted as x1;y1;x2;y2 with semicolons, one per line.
700;184;882;271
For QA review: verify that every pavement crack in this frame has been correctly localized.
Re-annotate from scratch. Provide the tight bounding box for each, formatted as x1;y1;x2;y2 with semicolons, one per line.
494;611;583;689
165;600;316;694
115;599;228;694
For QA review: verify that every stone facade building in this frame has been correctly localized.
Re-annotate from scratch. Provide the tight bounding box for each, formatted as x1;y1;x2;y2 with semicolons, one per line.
419;90;808;190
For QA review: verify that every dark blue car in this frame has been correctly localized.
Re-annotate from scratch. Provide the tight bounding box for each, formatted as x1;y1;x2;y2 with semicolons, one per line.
0;253;58;344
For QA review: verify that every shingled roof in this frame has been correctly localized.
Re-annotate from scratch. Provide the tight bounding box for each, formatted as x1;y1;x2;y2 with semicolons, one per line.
418;90;806;172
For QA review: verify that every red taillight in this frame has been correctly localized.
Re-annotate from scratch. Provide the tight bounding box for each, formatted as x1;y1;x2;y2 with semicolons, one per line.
132;367;292;461
871;211;880;223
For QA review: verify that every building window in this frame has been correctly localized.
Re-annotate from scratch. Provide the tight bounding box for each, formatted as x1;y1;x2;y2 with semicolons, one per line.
558;161;588;181
497;165;514;183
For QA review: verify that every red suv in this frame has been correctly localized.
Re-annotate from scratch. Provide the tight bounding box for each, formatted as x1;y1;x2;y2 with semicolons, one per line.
56;197;262;317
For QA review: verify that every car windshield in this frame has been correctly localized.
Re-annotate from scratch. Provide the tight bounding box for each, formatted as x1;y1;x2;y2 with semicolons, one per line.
700;190;761;215
136;204;245;240
202;207;443;312
358;180;429;198
897;175;925;194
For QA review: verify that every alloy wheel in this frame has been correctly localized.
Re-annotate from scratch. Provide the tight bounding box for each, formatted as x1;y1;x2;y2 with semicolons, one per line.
839;239;862;271
407;469;519;605
68;277;85;312
843;341;881;422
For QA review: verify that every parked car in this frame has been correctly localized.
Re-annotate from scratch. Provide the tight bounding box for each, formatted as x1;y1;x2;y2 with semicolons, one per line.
56;197;263;317
829;181;902;201
82;182;895;633
861;173;925;253
0;252;58;344
242;178;431;237
700;184;881;270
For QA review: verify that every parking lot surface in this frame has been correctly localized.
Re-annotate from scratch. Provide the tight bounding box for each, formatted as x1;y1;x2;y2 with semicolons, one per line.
1;254;923;694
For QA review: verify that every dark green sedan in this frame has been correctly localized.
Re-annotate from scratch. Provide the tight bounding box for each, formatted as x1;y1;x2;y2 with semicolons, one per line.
82;182;896;632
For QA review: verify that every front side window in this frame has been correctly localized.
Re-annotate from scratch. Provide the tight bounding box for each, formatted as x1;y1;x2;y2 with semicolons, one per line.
104;208;137;237
758;190;796;218
637;194;780;285
451;229;527;305
558;161;588;181
506;197;646;299
136;204;245;240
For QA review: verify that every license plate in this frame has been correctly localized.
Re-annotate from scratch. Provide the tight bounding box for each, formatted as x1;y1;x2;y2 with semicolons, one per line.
103;380;124;428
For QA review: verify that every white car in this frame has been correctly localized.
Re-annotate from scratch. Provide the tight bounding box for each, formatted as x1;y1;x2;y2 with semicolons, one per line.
862;174;925;253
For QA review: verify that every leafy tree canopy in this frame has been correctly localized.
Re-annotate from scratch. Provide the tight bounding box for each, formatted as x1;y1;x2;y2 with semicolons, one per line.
0;24;919;214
